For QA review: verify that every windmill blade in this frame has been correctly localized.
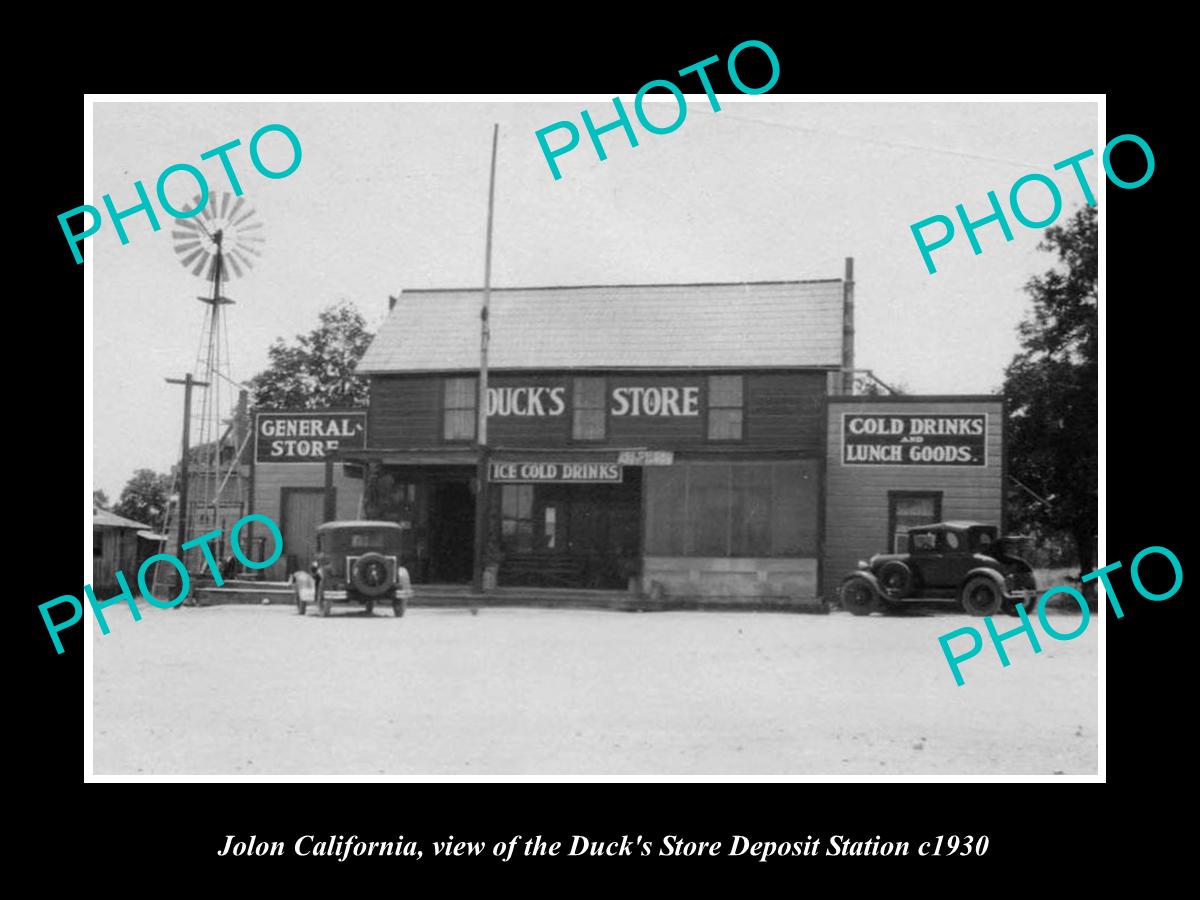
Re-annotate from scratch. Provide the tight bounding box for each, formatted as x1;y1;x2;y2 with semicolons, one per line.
179;247;206;268
191;250;211;277
219;191;231;219
225;253;244;278
231;207;257;227
235;242;262;258
227;195;247;223
175;240;203;255
238;221;264;232
174;217;203;232
231;248;255;271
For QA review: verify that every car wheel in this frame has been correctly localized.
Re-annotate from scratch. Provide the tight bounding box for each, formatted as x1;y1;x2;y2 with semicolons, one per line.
1005;595;1037;617
961;576;1003;616
841;576;880;616
877;561;913;600
317;585;331;618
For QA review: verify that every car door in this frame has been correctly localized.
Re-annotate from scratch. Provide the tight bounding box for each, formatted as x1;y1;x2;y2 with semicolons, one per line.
920;530;964;588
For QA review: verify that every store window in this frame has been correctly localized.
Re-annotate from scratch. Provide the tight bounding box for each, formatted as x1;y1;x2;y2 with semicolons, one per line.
573;377;606;440
501;484;534;552
707;375;744;440
443;377;477;442
888;492;943;552
645;461;818;558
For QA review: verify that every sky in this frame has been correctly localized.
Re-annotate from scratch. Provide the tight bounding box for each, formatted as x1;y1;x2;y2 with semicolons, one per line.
90;98;1098;499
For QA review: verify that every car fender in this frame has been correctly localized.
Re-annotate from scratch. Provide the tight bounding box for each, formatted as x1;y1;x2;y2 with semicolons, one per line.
292;571;316;603
841;570;883;598
961;567;1006;598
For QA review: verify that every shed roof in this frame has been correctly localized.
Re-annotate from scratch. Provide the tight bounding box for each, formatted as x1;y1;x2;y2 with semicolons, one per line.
356;280;846;374
93;507;151;530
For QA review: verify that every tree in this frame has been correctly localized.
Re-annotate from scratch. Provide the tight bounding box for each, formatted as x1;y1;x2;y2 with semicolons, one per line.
114;469;174;528
93;489;110;510
248;301;374;410
1002;205;1097;573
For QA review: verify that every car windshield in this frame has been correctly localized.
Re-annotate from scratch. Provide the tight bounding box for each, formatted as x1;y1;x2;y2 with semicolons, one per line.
910;532;936;551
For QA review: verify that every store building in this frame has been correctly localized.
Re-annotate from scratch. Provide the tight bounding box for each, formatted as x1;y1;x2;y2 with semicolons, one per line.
248;268;1008;605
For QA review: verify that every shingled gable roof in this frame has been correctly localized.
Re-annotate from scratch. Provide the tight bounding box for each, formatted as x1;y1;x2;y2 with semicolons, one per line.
356;280;846;374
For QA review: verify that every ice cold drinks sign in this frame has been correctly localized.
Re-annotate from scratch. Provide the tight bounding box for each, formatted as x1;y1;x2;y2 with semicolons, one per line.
842;413;987;466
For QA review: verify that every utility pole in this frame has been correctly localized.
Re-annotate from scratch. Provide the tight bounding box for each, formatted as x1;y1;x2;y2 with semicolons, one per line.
472;123;499;594
167;372;209;589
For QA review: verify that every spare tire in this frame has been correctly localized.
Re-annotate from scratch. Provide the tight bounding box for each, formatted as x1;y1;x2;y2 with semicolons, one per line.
352;552;393;597
878;561;913;599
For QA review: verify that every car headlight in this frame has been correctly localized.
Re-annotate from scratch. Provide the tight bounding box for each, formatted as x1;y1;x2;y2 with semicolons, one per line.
856;560;869;570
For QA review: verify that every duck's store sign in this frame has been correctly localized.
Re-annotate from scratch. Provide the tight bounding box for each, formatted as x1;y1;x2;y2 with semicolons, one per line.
842;413;987;466
255;412;367;462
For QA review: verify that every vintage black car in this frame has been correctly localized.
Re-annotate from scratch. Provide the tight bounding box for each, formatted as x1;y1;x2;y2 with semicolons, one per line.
839;521;1038;617
292;520;414;617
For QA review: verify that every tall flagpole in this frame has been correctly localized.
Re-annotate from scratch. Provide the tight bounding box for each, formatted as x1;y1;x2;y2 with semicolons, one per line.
473;123;499;594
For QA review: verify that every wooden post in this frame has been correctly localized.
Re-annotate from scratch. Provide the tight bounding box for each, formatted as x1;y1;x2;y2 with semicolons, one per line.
166;373;209;590
842;257;855;395
473;124;499;594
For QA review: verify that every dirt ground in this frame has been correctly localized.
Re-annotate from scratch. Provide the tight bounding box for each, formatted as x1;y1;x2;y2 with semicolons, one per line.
91;603;1098;776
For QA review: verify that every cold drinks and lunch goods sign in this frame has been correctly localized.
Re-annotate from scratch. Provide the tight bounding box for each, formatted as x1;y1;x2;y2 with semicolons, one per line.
255;411;367;462
842;413;987;466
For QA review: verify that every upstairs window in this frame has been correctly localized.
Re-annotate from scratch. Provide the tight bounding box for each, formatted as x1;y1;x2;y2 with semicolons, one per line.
572;378;607;440
707;375;744;440
443;377;477;442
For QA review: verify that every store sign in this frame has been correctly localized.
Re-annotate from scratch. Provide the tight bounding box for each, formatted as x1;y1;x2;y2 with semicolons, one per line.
617;450;675;466
255;411;367;463
489;461;624;483
842;413;987;466
485;384;700;417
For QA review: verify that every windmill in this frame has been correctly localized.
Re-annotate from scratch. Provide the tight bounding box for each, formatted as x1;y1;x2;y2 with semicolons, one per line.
165;191;265;572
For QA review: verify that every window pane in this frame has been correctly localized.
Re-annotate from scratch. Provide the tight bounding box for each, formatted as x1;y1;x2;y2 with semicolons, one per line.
501;485;519;518
770;461;818;556
897;497;936;518
573;377;605;408
544;506;557;549
731;464;771;556
708;408;743;440
517;484;533;519
572;408;606;440
645;467;687;556
688;465;729;556
443;409;475;441
444;377;476;409
708;375;743;407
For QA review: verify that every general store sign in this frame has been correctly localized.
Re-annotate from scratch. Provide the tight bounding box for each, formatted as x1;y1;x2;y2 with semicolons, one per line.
255;411;367;463
842;413;987;466
489;461;624;483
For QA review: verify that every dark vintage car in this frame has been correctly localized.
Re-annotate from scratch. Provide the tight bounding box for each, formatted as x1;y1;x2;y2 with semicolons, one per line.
839;521;1038;617
292;520;414;617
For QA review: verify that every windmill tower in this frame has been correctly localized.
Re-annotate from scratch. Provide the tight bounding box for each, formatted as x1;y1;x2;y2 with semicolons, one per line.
166;192;264;573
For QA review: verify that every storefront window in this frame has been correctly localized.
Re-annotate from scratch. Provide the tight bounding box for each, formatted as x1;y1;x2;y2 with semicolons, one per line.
707;375;744;440
572;377;606;440
645;461;818;558
889;492;943;552
443;377;477;441
501;484;534;552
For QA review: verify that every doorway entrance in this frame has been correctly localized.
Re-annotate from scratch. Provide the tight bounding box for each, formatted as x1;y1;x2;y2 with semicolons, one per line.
428;480;475;583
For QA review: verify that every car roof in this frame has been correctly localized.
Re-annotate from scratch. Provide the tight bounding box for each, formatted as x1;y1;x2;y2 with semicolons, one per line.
910;521;995;531
316;520;403;531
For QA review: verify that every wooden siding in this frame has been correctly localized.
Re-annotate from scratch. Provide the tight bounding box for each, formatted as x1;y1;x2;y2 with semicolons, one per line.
823;399;1004;597
252;462;362;581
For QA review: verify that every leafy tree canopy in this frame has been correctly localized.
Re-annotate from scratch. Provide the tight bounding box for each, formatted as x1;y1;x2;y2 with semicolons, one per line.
1002;205;1097;570
114;469;174;529
249;301;374;410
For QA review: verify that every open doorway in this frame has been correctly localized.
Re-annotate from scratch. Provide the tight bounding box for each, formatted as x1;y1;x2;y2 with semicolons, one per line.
428;480;475;583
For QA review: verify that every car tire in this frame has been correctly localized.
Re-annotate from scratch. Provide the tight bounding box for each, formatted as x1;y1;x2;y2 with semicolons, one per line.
317;585;331;618
841;576;880;616
1005;595;1037;617
351;552;393;598
877;561;913;600
961;576;1003;616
